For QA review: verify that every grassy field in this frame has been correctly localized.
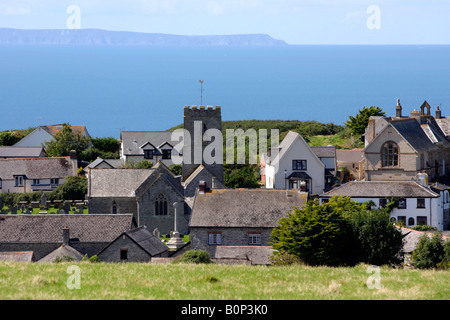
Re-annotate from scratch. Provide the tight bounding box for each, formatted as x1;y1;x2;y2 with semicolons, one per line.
0;262;448;300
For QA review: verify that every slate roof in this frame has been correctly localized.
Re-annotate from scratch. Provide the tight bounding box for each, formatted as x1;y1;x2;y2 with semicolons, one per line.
0;157;77;180
0;146;45;158
124;227;169;256
400;227;450;253
83;158;124;172
388;119;437;152
38;244;84;263
311;146;336;158
88;168;155;197
436;117;450;136
120;131;180;156
0;251;35;262
190;189;307;228
336;149;363;163
320;181;439;198
0;214;135;243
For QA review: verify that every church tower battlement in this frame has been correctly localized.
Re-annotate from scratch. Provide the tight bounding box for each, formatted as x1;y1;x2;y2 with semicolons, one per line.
182;105;224;184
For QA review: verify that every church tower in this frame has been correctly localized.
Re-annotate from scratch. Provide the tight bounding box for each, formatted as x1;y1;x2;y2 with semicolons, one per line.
182;105;224;185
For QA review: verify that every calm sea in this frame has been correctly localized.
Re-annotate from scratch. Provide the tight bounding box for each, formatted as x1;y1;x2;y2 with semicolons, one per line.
1;45;449;138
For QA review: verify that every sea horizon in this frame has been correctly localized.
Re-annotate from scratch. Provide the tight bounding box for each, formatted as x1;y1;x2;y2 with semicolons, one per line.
2;44;449;138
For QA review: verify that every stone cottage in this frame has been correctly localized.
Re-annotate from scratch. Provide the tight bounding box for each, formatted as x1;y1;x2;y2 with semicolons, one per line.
0;214;135;260
97;226;169;262
189;188;307;263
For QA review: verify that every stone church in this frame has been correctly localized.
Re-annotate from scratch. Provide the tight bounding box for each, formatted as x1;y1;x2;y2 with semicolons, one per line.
87;105;225;235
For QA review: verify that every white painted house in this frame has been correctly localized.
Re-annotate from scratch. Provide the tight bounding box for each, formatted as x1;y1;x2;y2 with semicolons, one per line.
14;125;91;148
319;180;449;231
120;131;182;167
263;131;325;195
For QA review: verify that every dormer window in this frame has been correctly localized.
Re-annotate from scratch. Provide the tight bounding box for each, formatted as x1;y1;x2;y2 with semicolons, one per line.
158;142;173;160
140;142;156;160
144;149;154;160
162;149;171;159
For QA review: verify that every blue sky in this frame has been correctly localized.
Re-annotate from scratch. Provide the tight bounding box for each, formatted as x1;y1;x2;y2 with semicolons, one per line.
0;0;449;44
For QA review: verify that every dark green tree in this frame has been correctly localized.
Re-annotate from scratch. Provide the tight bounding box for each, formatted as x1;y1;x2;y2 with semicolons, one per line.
270;197;363;266
412;233;445;269
50;176;87;201
345;106;385;141
351;209;404;266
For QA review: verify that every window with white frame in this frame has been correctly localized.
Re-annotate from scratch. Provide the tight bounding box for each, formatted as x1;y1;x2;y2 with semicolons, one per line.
248;233;261;245
208;232;222;245
14;176;24;187
32;179;40;185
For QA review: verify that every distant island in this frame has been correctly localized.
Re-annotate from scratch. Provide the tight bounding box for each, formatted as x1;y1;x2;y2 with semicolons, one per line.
0;28;288;46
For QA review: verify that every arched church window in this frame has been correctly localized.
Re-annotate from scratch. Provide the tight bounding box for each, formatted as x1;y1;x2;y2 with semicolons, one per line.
381;142;399;167
112;201;117;214
155;194;168;216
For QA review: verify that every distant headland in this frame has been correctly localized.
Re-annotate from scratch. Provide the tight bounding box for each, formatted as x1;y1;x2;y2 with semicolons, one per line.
0;28;288;46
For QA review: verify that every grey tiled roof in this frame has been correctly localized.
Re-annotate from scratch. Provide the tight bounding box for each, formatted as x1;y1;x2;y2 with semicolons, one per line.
436;117;450;136
125;227;169;256
0;157;77;179
0;146;45;158
121;131;179;156
389;118;450;152
311;146;336;158
0;251;35;262
38;244;84;263
190;189;307;228
88;168;155;197
320;181;439;198
0;214;135;243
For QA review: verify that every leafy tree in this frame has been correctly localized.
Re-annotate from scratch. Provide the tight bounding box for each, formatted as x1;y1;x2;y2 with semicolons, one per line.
345;106;385;141
271;197;362;266
44;123;91;158
351;209;404;266
91;137;120;154
412;233;445;269
271;196;404;266
224;164;260;189
49;176;87;201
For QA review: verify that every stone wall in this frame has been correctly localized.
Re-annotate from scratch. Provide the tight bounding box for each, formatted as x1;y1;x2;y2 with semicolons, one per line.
190;227;273;257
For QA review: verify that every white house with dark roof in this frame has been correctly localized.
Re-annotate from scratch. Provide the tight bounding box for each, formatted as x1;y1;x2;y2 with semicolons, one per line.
319;180;449;230
263;131;326;195
120;131;182;167
0;156;78;193
14;125;91;148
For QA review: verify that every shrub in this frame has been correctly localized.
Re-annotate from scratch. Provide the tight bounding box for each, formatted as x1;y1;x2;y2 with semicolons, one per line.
412;233;445;269
172;250;213;264
410;225;437;232
270;252;304;266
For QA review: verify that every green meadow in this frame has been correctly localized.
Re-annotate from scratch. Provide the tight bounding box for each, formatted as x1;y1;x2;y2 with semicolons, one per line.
0;262;448;300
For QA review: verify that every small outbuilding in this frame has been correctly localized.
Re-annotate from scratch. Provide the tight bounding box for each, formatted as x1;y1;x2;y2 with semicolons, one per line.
97;226;169;262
